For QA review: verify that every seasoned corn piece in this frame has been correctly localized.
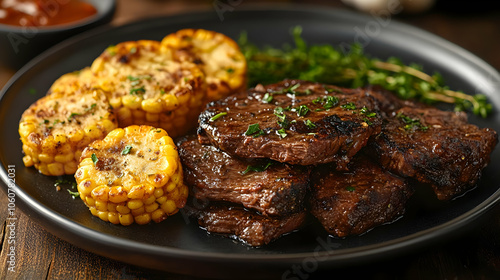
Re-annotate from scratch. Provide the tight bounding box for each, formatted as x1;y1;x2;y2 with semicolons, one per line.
18;70;118;176
90;40;206;138
74;125;188;225
161;28;247;102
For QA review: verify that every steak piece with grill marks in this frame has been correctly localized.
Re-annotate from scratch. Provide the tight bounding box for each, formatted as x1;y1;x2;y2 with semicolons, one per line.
309;155;413;237
188;203;307;247
198;80;382;169
368;106;498;200
177;135;309;216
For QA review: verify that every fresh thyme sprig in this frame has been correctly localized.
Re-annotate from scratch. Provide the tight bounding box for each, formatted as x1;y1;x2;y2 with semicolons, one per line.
238;26;492;117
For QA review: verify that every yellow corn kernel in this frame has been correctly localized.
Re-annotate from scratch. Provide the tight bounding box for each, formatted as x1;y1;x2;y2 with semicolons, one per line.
64;161;78;174
89;207;98;216
131;207;145;216
161;200;177;214
95;201;108;212
156;195;167;205
92;185;110;202
119;214;134;226
109;97;122;108
146;112;160;122
85;125;102;139
116;204;131;214
144;195;156;206
37;163;48;175
79;157;94;167
142;99;163;113
19;122;36;138
122;95;142;110
108;212;120;224
151;209;166;223
117;107;133;126
132;109;146;121
162;94;179;111
105;128;124;140
101;119;117;132
135;213;151;225
38;153;54;163
153;188;164;198
47;162;64;176
128;185;146;199
127;199;143;210
109;186;128;203
107;202;118;213
147;173;168;188
68;130;84;143
97;211;109;222
85;196;95;207
55;153;73;163
145;203;159;213
165;180;178;193
23;155;34;167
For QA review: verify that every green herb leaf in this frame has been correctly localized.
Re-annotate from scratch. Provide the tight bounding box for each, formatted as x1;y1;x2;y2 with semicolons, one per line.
262;92;273;103
346;186;356;192
67;189;80;199
91;153;98;165
241;162;273;175
277;128;287;138
341;102;356;110
245;123;265;137
121;145;133;155
130;86;146;95
295;105;310;117
304;119;316;129
209;112;227;122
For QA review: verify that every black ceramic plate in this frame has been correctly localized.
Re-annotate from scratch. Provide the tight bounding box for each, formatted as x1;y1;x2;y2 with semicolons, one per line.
1;6;500;279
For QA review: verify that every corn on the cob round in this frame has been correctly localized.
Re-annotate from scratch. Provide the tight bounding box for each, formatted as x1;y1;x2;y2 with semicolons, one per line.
19;69;118;176
161;29;247;102
75;125;188;225
90;40;206;138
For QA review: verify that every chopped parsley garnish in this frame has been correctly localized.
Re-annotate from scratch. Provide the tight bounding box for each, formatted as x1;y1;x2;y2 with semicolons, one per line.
68;112;80;120
245;123;265;137
276;128;287;138
209;112;227;122
91;153;98;165
346;186;356;192
274;107;290;128
294;105;310;117
262;92;273;103
360;107;377;118
121;145;133;155
130;86;146;95
241;162;273;175
67;189;80;199
323;96;339;109
304;119;316;129
226;68;235;73
85;103;97;113
398;113;429;131
341;102;356;110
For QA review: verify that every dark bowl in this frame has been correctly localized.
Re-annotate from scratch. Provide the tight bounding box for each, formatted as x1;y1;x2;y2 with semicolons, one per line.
0;0;116;69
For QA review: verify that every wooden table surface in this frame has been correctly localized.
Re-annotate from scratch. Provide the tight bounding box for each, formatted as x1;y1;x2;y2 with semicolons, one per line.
2;1;500;279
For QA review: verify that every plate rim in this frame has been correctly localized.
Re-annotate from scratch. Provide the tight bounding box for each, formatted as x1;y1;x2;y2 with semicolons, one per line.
1;4;500;274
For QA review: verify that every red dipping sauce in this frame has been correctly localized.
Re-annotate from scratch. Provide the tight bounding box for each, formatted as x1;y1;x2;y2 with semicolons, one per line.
0;0;97;27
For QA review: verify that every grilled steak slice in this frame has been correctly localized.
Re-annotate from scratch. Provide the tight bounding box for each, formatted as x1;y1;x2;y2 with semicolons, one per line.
178;135;309;216
189;203;306;246
369;107;498;200
198;80;382;169
309;155;413;237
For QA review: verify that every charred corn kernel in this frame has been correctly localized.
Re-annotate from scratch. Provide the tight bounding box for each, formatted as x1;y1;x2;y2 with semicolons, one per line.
90;39;207;138
161;28;247;102
19;71;118;176
75;125;188;225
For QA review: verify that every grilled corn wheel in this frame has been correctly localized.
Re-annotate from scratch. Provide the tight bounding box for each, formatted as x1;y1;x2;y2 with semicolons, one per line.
161;28;247;102
75;125;188;225
90;40;206;138
19;72;118;176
